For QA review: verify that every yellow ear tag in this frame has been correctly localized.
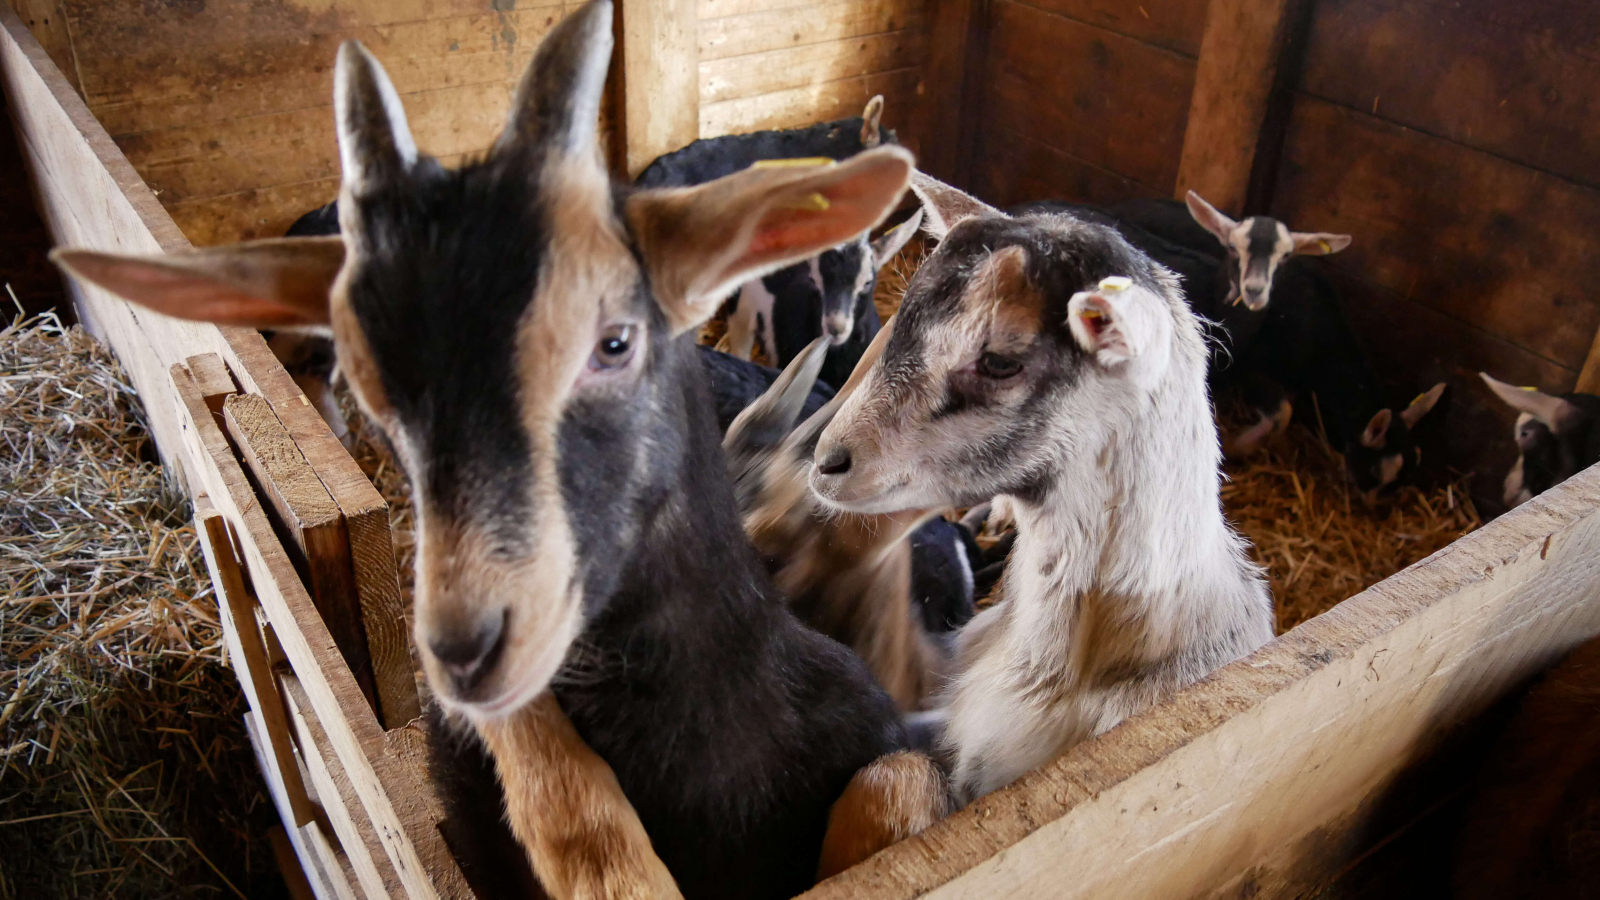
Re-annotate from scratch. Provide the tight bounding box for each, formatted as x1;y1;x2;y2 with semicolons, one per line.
1408;392;1427;407
1318;239;1332;254
778;192;832;212
1520;385;1539;391
1098;276;1132;293
751;157;836;169
1080;308;1105;320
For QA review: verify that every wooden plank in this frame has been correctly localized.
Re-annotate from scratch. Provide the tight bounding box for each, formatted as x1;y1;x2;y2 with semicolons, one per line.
699;66;918;139
972;123;1162;210
984;1;1194;195
301;819;368;900
246;715;343;900
620;0;699;177
1299;0;1600;192
1579;328;1600;396
196;498;317;829
699;28;924;106
186;351;237;415
699;0;923;62
807;456;1600;899
222;391;379;719
269;824;322;900
1004;0;1207;57
1272;97;1600;373
226;334;419;731
5;0;74;92
282;672;406;900
1174;0;1295;213
171;366;471;900
909;0;979;184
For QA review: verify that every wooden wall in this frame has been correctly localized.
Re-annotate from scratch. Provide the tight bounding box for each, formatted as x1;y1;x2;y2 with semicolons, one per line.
965;0;1210;208
697;0;927;153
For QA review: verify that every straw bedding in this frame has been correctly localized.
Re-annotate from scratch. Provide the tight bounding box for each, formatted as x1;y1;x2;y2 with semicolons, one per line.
0;312;279;898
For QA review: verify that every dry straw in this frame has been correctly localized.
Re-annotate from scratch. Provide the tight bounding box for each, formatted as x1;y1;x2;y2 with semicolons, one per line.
0;310;275;898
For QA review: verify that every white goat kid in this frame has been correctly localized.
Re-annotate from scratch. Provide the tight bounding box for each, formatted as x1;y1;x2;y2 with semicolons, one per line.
811;174;1274;803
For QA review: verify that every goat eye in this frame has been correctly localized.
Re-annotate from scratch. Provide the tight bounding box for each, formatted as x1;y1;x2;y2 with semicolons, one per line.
976;352;1022;380
591;324;636;369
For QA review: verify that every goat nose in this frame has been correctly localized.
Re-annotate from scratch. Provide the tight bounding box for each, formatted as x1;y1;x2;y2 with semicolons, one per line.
816;446;852;475
428;613;507;693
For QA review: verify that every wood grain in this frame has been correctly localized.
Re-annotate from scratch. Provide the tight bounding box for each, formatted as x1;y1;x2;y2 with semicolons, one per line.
1174;0;1295;213
972;123;1163;210
806;450;1600;899
909;0;981;185
620;0;699;177
699;0;923;62
245;716;344;900
699;28;923;105
1300;0;1600;192
186;351;237;415
1007;0;1207;57
985;0;1195;196
700;66;918;139
5;0;74;92
1272;97;1600;373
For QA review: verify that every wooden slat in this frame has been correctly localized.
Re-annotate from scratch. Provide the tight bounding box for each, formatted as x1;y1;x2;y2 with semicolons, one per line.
620;0;699;177
269;824;322;900
246;715;343;900
1272;97;1600;373
282;673;407;900
808;454;1600;899
196;498;317;829
5;0;74;91
1174;0;1295;213
186;351;237;415
699;28;924;106
1299;0;1600;193
1579;328;1600;396
1006;0;1207;57
699;0;923;62
222;392;378;717
301;819;368;900
909;0;981;185
984;1;1194;196
700;67;918;139
226;335;420;731
972;122;1163;210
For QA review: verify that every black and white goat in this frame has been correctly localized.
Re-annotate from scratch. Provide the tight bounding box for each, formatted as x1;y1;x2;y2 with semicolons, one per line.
1480;374;1600;507
53;3;949;895
810;173;1275;803
636;101;921;390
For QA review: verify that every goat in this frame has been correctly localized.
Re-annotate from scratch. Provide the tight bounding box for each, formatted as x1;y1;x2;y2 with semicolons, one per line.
722;324;970;711
1453;635;1600;899
1480;374;1600;507
636;102;921;390
52;3;949;896
807;172;1275;803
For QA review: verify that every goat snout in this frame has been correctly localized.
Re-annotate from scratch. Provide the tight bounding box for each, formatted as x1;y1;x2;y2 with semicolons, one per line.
816;446;853;475
428;610;508;695
823;310;853;344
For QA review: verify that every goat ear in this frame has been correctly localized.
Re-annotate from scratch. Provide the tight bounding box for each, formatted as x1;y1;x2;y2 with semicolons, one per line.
871;208;922;268
1480;372;1579;432
1289;231;1352;257
1399;382;1446;428
1066;276;1163;365
860;95;884;148
50;238;344;328
725;337;831;455
496;0;612;160
334;41;418;195
1360;408;1393;449
1184;190;1238;245
909;170;1003;240
627;146;913;335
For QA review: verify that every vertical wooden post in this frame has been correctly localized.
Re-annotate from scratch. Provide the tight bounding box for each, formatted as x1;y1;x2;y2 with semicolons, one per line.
618;0;699;179
1576;325;1600;394
913;0;988;189
1175;0;1297;213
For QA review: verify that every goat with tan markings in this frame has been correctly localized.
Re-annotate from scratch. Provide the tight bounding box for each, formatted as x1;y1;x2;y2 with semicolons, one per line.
52;2;950;896
810;174;1275;803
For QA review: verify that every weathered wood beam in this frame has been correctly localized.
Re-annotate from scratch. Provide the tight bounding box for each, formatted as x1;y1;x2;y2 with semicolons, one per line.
619;0;699;178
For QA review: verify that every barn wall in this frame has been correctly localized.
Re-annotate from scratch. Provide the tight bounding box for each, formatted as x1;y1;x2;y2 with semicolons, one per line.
696;0;927;154
966;0;1210;209
1270;0;1600;486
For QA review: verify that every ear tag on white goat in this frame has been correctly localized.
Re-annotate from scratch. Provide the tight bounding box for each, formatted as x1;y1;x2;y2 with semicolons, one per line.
1098;276;1132;293
1319;240;1332;254
751;157;836;169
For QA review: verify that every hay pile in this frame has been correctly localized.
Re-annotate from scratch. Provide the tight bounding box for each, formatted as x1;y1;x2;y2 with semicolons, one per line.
0;312;279;898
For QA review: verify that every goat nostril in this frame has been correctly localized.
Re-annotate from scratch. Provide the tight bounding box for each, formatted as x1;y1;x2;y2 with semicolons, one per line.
428;612;507;691
817;446;852;475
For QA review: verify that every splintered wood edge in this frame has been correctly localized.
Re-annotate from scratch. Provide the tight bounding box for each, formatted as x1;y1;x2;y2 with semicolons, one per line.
808;463;1600;900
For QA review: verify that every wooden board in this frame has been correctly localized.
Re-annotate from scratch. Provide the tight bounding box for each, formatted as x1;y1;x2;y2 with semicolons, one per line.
1174;0;1295;213
1300;0;1600;192
971;123;1164;211
807;457;1600;899
698;0;924;62
1272;97;1600;373
983;0;1195;197
700;66;919;139
186;351;237;415
1007;0;1207;57
909;0;981;185
247;715;345;900
699;28;923;106
223;391;378;718
620;0;699;177
4;0;73;91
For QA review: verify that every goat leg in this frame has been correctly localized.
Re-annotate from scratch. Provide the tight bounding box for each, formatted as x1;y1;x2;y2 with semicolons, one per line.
475;694;682;900
816;750;952;880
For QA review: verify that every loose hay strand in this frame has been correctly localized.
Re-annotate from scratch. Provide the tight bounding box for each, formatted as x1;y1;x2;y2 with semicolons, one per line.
0;311;278;897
